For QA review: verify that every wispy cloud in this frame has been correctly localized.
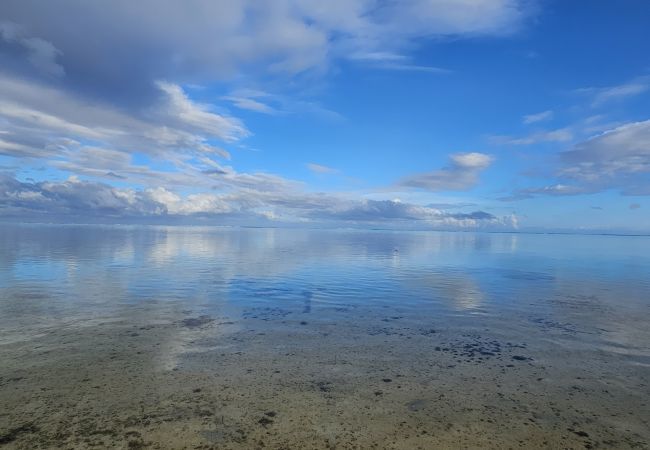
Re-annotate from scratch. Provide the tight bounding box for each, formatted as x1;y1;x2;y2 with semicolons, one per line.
0;68;510;229
577;76;650;107
501;184;593;201
374;63;451;74
0;73;243;172
154;81;249;143
0;1;536;227
490;127;573;145
307;163;339;174
222;89;342;120
349;51;450;74
221;95;277;115
398;152;494;191
522;110;553;124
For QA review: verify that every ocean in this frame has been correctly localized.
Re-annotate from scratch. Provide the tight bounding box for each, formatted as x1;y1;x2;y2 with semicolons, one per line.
1;224;648;448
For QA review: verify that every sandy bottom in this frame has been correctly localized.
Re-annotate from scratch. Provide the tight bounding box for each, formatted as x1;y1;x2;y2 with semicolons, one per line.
1;302;648;449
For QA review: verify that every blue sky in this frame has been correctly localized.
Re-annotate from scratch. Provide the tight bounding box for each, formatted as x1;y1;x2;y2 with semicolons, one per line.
0;0;649;232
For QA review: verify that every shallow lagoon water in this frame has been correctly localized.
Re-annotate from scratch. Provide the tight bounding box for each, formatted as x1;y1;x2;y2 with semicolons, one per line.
0;224;648;449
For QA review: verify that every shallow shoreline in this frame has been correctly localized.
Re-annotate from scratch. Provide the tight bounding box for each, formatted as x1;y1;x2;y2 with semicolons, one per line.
1;302;648;449
1;227;648;448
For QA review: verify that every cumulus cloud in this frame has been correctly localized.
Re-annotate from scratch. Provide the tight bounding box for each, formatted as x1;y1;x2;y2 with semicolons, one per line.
398;152;493;191
0;173;517;230
0;1;533;226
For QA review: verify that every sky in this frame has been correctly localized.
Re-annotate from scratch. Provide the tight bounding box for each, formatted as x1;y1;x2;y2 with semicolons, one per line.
0;0;649;232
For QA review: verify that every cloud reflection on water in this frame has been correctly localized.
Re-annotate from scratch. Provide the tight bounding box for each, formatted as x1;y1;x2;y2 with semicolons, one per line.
1;225;649;361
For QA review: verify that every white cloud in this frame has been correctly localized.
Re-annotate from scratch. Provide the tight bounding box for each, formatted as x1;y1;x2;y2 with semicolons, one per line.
349;50;450;73
491;127;573;145
560;120;650;182
221;89;342;120
0;173;518;230
0;1;535;225
501;183;593;201
450;152;493;169
307;163;339;174
146;187;234;215
522;110;553;124
579;77;650;107
154;81;249;142
370;0;528;37
222;95;277;114
0;73;245;178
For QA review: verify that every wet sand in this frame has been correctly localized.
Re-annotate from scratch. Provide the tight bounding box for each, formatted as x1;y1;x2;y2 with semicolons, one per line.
1;301;648;449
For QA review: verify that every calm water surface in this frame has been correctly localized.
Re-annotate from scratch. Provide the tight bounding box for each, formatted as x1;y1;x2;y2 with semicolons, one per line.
0;224;648;448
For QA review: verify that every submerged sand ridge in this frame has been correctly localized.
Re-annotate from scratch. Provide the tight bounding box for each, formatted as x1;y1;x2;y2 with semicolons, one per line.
0;299;648;449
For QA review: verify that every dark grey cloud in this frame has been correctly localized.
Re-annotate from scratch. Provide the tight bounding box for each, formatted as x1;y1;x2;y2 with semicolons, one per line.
0;0;531;107
0;21;64;77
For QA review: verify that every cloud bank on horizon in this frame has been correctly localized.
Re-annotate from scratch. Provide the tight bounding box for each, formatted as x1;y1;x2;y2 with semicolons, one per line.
0;1;649;231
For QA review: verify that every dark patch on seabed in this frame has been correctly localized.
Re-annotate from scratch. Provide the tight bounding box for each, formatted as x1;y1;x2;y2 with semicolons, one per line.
180;315;215;328
0;423;39;445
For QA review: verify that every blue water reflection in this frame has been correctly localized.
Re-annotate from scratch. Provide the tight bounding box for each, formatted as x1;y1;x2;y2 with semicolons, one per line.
1;224;649;358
